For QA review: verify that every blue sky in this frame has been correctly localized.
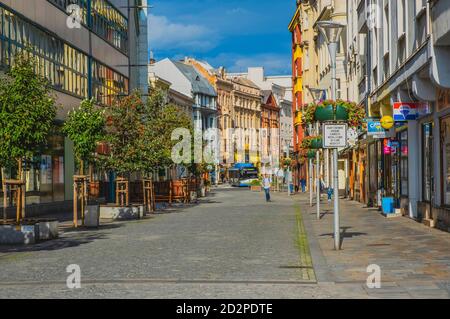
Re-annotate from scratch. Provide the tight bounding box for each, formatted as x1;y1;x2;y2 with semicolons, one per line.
148;0;296;75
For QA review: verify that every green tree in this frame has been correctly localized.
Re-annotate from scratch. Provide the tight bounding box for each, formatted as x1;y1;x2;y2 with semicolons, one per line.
0;50;56;178
101;91;146;176
62;98;106;175
141;89;193;177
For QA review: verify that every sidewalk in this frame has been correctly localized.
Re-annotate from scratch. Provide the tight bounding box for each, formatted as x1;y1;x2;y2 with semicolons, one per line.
296;193;450;298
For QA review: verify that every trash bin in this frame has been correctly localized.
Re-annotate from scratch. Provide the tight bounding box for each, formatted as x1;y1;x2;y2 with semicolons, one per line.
381;197;395;214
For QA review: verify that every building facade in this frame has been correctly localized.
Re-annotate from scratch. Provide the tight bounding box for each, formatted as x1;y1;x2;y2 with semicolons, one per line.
354;0;450;232
306;0;450;232
148;71;194;116
261;90;281;175
228;67;292;175
229;77;261;166
289;1;308;191
0;0;148;214
149;58;217;133
185;59;234;167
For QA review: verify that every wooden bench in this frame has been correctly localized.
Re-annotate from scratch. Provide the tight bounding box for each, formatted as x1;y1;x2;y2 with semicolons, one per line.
154;181;172;204
172;179;189;204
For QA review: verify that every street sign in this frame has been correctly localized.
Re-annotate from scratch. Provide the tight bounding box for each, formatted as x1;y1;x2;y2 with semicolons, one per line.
323;123;348;148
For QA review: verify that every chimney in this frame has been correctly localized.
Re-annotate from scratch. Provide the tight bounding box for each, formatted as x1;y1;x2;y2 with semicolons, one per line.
149;50;156;65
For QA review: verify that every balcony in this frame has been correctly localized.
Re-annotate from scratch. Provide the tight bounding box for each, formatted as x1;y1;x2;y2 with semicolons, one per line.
357;0;368;34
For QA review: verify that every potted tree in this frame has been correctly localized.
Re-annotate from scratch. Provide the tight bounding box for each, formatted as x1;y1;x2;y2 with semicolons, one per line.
0;50;57;243
97;91;147;220
141;89;194;207
63;98;106;227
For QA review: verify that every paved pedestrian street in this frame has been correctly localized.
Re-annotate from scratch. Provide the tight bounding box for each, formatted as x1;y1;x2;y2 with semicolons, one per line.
0;188;449;299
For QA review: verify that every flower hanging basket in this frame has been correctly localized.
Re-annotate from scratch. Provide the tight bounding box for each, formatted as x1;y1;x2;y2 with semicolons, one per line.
335;104;350;121
313;100;364;127
307;150;316;159
310;137;323;149
314;103;336;121
314;100;350;122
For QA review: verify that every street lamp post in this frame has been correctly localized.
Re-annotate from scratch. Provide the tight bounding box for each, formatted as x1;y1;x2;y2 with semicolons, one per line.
307;86;325;220
317;20;346;251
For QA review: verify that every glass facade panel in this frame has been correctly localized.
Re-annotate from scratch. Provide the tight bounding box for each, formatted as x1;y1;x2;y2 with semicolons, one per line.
48;0;128;53
91;0;128;53
0;4;128;104
92;60;129;106
47;0;89;25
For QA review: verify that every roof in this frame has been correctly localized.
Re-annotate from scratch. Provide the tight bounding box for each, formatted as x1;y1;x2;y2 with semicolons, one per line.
261;90;273;104
173;61;217;97
232;77;260;89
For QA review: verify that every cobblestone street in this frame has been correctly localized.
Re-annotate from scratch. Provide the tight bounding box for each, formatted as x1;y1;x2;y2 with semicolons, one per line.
0;188;449;299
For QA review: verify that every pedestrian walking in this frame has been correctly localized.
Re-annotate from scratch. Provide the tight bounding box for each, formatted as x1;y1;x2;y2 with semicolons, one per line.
300;178;307;193
327;187;333;202
263;174;272;202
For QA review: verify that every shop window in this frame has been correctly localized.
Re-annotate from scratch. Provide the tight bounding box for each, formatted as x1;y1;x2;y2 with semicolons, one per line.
422;123;433;202
441;116;450;206
399;130;408;197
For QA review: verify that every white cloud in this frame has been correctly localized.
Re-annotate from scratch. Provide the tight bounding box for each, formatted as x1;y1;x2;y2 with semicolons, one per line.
148;14;218;52
207;53;291;76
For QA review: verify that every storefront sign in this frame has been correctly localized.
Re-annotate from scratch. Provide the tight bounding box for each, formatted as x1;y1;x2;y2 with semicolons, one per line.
384;139;392;155
367;119;395;138
380;116;394;129
393;102;430;121
323;124;348;149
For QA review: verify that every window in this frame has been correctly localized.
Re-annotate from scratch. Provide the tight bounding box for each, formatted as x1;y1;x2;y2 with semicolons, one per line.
48;0;128;54
398;37;406;66
422;123;433;202
0;5;89;99
399;130;408;197
47;0;88;25
441;116;450;206
398;0;406;36
92;60;129;106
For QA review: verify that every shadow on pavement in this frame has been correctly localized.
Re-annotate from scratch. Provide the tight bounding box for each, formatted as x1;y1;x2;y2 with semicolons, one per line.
319;226;368;249
0;231;110;254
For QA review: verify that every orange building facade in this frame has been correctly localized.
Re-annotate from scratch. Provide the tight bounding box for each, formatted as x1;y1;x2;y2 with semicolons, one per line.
289;3;307;190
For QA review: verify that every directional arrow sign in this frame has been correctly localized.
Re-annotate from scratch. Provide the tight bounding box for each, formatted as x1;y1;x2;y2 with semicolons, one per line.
323;124;348;149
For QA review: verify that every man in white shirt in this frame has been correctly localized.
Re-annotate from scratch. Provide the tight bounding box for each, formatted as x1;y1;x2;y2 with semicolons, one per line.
263;175;272;202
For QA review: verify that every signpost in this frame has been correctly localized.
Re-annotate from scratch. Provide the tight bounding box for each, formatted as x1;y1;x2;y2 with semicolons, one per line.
323;124;348;149
322;123;347;250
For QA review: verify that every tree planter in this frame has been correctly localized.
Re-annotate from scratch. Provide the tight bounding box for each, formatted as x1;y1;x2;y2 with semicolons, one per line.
36;219;59;241
99;204;144;220
250;185;262;192
0;224;37;245
85;205;100;227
